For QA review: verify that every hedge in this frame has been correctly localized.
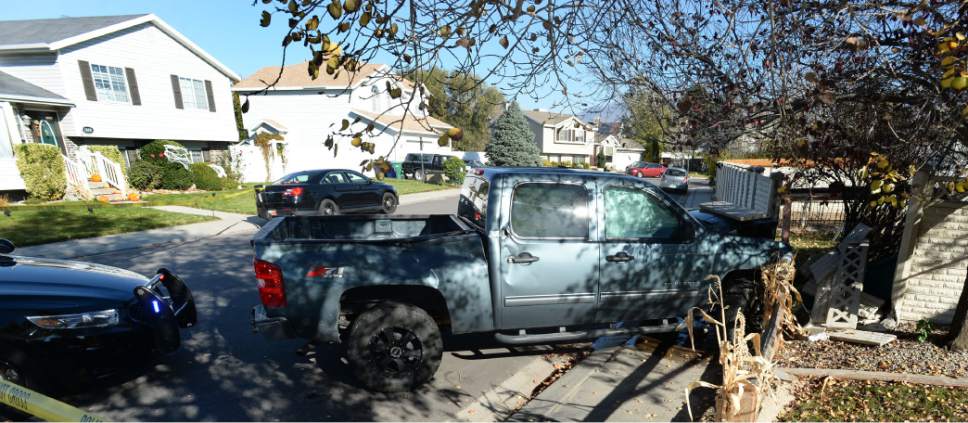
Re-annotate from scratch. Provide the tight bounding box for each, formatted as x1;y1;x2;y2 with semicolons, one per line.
140;140;183;164
14;143;66;201
190;162;222;191
86;145;126;177
128;160;163;191
160;162;193;190
443;157;466;184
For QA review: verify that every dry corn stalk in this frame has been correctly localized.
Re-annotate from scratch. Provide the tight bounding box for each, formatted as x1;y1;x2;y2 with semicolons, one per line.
684;275;777;422
760;258;803;340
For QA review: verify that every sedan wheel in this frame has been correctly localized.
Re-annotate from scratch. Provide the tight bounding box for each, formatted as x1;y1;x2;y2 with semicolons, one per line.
319;199;339;216
382;193;398;214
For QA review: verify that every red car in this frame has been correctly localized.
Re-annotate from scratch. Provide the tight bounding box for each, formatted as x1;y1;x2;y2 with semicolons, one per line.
625;161;667;177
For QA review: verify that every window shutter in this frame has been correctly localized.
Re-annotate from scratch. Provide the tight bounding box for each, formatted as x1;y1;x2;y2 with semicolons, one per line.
124;68;141;106
170;75;184;109
204;80;216;112
78;60;97;101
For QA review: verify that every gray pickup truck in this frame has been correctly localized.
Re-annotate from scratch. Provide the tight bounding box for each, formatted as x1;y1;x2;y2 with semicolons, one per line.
250;167;790;391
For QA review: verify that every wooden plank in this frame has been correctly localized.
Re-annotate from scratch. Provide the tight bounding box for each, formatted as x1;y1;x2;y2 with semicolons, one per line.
777;367;968;388
825;328;896;346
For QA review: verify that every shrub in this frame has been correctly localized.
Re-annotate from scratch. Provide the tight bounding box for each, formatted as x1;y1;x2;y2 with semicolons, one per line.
14;144;66;201
582;163;591;169
190;163;222;191
160;162;193;190
86;145;126;177
443;157;466;185
140;140;184;164
128;160;163;191
541;159;554;167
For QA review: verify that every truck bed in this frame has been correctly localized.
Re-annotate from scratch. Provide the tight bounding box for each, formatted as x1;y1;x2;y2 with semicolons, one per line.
253;214;472;243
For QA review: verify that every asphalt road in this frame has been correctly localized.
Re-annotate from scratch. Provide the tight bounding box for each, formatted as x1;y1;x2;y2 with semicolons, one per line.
59;194;553;421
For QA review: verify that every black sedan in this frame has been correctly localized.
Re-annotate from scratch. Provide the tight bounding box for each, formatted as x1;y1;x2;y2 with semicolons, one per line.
254;169;398;219
0;239;196;391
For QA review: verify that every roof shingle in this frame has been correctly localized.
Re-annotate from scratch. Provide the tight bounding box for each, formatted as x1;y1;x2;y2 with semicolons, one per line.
350;109;452;135
233;61;390;91
0;14;148;46
0;71;71;105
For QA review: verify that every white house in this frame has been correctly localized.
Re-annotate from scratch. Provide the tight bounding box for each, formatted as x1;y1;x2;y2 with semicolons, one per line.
522;109;597;165
232;61;453;182
0;14;240;198
596;134;644;170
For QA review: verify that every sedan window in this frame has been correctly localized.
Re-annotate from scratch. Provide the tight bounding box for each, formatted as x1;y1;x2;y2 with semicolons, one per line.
275;172;312;184
342;172;369;184
321;173;346;184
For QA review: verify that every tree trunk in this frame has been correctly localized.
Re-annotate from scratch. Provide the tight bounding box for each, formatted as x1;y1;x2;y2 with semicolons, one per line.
948;268;968;352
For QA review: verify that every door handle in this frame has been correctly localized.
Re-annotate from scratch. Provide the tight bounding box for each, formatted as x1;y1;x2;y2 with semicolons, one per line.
508;252;540;264
606;252;634;262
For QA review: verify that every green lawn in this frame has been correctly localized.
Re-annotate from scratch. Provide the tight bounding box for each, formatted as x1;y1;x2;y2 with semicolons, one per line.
0;203;214;247
144;178;453;216
781;379;968;421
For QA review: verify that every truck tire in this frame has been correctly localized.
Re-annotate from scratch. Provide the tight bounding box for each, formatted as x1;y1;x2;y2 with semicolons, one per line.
318;199;339;216
381;192;398;214
722;274;761;339
415;169;425;182
345;302;442;392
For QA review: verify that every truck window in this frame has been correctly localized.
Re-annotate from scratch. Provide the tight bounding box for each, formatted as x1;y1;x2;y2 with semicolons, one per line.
511;183;589;239
604;187;683;240
458;176;489;227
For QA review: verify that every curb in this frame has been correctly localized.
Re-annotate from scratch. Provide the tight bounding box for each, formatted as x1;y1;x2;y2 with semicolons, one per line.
455;354;569;422
777;367;968;388
398;188;460;205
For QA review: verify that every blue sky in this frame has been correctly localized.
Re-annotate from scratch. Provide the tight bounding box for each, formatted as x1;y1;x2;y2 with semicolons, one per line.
0;0;585;112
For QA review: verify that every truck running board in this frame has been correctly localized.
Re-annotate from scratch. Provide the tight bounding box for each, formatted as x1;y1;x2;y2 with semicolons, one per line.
494;321;684;345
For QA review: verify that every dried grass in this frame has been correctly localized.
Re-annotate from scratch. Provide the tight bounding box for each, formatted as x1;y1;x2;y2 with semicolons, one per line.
684;267;800;421
0;195;8;208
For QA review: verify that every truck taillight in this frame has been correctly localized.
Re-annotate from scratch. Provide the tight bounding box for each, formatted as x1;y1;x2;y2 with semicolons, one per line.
254;259;286;308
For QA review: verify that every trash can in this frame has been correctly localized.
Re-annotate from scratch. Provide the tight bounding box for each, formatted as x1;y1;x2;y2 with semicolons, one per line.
391;162;404;179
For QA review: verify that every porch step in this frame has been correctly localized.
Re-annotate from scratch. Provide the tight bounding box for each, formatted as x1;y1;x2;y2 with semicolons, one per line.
95;193;129;203
90;187;119;196
88;181;109;190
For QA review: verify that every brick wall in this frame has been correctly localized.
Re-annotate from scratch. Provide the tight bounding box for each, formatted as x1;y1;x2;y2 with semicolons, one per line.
895;201;968;324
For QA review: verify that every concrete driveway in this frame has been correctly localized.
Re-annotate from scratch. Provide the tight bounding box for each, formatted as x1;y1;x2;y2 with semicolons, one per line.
32;191;562;421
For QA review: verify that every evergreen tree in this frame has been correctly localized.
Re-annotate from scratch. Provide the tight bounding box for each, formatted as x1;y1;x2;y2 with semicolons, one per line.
486;103;540;166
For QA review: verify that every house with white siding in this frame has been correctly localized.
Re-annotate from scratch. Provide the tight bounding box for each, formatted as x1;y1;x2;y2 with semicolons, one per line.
0;14;240;198
232;61;453;182
522;109;597;166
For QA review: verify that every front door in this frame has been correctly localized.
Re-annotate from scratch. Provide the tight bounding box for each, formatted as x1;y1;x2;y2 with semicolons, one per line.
596;182;707;323
341;171;379;209
498;181;599;329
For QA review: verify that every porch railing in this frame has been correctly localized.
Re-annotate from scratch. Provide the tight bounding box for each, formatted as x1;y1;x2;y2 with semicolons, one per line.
62;154;93;200
76;148;127;196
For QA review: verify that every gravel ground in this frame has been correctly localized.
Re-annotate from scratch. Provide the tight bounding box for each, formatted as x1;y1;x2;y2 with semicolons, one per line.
777;330;968;378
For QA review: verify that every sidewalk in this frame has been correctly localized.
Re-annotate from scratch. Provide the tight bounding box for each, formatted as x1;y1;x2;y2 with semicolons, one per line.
511;339;717;422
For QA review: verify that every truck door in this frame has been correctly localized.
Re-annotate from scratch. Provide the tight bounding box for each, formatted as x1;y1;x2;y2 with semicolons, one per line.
596;181;707;323
498;181;599;329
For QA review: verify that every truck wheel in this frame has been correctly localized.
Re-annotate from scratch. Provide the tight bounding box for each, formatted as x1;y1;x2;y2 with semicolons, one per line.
345;302;442;392
415;169;425;181
381;193;398;214
722;274;761;339
318;199;339;216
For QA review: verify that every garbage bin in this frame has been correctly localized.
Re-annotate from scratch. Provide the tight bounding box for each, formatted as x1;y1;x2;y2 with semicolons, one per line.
390;162;404;179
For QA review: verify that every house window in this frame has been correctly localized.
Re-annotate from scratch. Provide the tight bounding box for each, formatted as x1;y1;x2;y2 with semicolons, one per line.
556;127;586;144
574;156;586;164
90;64;130;103
179;77;209;110
189;149;204;163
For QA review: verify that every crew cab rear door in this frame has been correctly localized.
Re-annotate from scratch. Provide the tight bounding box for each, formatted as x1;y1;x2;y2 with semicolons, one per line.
596;180;708;323
497;179;600;329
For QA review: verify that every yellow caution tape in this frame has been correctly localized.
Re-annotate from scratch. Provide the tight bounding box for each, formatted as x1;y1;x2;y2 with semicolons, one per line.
0;378;103;422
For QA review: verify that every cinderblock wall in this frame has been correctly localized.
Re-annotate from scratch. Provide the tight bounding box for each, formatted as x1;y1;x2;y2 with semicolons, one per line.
895;201;968;324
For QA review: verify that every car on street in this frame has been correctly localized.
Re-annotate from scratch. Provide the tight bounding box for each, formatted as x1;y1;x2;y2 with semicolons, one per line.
659;167;689;193
625;161;666;178
255;169;398;219
402;153;456;181
249;167;790;392
0;239;196;392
